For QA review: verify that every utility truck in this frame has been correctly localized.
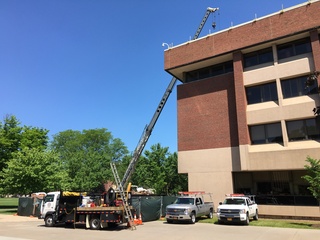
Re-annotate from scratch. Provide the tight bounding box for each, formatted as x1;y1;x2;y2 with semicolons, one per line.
217;194;258;225
39;6;219;231
165;192;214;224
39;189;133;230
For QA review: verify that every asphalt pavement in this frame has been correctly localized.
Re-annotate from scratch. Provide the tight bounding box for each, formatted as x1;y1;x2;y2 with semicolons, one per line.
0;214;319;240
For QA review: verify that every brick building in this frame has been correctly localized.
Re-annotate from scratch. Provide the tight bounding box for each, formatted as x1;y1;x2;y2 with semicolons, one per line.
164;1;320;218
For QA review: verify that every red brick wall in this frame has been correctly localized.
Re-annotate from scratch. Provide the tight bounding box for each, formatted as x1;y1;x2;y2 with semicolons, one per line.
165;2;320;70
177;73;239;151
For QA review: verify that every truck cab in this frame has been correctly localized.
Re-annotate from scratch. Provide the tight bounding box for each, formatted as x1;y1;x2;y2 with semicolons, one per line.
39;191;60;220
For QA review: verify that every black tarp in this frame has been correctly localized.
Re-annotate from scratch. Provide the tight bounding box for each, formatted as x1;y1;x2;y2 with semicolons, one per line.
17;197;42;216
131;195;177;222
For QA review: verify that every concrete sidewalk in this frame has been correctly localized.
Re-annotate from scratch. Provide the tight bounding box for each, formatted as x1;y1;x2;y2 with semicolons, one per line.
0;214;319;240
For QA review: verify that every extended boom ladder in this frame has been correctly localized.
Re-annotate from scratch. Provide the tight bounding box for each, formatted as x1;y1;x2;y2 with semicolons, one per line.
113;6;219;192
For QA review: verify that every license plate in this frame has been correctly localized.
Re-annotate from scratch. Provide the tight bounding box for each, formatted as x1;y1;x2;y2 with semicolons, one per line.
227;218;232;221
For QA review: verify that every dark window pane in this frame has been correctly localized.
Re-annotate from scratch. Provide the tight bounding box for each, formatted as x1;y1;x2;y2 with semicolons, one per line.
277;44;294;59
266;123;283;143
244;53;258;68
277;38;311;60
259;50;273;64
295;40;312;55
250;122;282;145
246;86;261;104
246;82;277;104
287;120;306;141
281;75;317;99
250;125;266;144
199;68;210;79
306;118;320;140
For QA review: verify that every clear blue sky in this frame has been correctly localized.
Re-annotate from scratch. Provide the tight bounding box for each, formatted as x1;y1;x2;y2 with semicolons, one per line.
0;0;306;154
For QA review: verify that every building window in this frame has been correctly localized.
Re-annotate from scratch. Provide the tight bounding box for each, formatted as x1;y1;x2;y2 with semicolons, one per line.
243;47;274;68
286;118;320;141
277;38;312;60
281;75;318;98
246;82;277;104
249;122;283;145
185;61;233;82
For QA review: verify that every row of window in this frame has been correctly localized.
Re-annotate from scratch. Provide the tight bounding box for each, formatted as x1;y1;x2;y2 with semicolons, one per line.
249;117;320;145
244;38;312;68
246;75;318;104
185;37;313;83
185;61;233;82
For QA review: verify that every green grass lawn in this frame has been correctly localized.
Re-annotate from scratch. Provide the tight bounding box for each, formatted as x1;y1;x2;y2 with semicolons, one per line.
197;216;320;230
0;197;18;215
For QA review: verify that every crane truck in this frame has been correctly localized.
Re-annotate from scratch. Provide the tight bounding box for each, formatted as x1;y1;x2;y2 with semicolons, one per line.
39;6;218;230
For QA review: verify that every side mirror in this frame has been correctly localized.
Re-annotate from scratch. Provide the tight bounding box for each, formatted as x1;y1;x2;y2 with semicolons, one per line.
219;202;222;205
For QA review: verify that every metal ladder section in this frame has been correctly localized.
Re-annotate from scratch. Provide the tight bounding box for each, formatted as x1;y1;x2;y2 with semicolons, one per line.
110;162;136;230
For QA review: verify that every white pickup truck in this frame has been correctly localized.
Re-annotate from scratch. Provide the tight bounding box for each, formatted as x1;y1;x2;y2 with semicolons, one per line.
165;192;214;224
217;194;258;225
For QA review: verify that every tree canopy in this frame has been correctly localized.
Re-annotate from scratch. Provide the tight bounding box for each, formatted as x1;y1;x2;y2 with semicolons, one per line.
50;128;129;192
0;115;187;196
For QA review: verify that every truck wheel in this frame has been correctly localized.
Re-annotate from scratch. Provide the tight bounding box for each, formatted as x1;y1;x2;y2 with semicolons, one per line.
44;215;54;227
166;219;173;224
207;209;213;219
244;212;250;225
253;209;259;220
89;218;101;230
190;212;196;224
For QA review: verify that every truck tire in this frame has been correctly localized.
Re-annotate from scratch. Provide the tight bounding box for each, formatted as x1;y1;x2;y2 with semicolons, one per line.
89;218;101;230
166;219;173;224
190;212;196;224
253;209;259;220
44;215;54;227
244;212;250;225
207;209;213;219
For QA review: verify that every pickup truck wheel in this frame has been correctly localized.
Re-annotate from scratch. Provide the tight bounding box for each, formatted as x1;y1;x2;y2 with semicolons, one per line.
207;210;213;219
89;218;101;230
244;212;250;225
253;209;259;220
44;215;54;227
190;212;196;224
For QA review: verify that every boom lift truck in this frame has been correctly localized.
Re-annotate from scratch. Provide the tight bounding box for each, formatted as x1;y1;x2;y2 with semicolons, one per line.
111;6;219;229
40;7;219;231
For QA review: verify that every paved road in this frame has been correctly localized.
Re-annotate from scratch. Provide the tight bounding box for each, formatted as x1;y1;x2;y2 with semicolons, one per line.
0;215;319;240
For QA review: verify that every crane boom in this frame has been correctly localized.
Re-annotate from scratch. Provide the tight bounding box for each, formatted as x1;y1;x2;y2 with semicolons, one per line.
119;6;219;189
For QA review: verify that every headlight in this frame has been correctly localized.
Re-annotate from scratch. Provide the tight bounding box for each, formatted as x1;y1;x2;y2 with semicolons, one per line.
217;209;221;213
239;209;246;214
184;209;190;214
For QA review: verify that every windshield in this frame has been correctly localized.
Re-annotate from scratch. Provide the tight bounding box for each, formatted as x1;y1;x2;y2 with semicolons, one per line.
43;194;55;203
223;198;245;205
174;197;194;205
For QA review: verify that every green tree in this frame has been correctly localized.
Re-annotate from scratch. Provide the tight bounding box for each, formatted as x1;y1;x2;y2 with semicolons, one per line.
302;156;320;206
51;128;128;192
0;115;22;171
130;143;187;195
0;148;67;195
0;115;49;172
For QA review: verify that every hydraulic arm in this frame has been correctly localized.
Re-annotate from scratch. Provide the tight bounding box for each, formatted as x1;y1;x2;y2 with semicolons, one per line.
119;7;219;189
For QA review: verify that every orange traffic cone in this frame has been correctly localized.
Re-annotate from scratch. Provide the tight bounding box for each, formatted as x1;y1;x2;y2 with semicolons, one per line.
138;213;143;225
133;213;139;225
